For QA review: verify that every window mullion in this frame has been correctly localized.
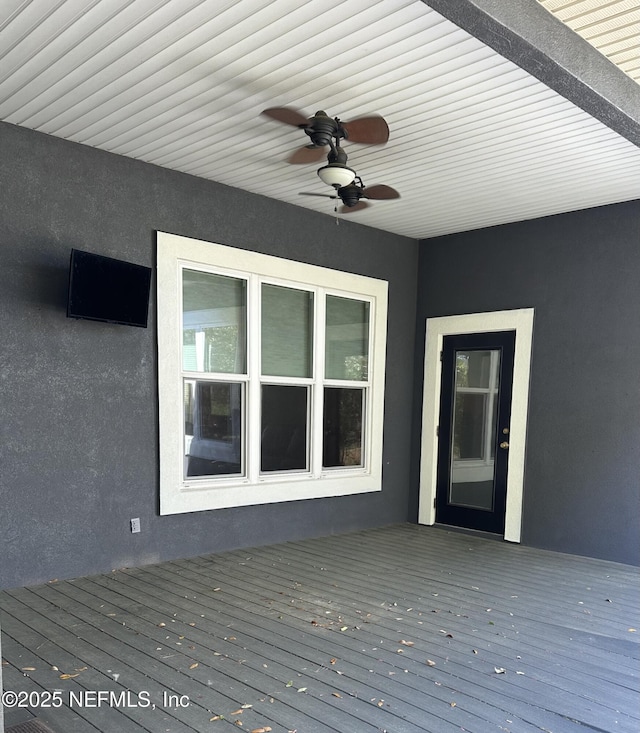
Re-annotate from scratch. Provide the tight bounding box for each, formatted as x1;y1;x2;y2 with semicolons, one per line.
247;274;262;483
311;288;326;476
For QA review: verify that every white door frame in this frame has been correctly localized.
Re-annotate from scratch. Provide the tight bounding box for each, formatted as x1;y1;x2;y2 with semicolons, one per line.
418;309;534;542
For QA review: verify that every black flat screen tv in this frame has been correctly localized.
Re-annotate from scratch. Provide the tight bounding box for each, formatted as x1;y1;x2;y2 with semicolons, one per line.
67;249;152;328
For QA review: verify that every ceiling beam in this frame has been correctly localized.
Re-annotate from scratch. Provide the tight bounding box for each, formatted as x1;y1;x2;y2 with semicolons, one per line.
422;0;640;147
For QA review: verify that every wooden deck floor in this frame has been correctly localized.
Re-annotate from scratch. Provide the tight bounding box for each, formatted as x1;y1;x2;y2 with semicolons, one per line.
1;524;638;733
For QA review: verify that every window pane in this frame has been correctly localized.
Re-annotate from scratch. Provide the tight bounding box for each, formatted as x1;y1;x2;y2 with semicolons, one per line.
452;393;486;460
185;381;242;477
261;385;308;472
456;350;493;389
261;284;313;377
325;296;369;380
182;269;246;374
323;387;364;467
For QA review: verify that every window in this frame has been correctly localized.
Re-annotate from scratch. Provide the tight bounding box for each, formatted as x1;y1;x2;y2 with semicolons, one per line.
157;232;388;514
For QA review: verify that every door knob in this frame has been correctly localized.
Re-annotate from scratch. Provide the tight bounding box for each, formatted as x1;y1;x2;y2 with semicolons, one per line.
500;441;509;449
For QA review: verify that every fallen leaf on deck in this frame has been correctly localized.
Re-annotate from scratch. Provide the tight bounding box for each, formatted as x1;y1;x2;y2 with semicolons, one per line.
231;709;244;715
286;681;293;687
332;692;342;698
450;701;456;707
426;659;436;666
330;658;337;665
210;715;224;721
22;667;36;671
377;700;384;707
494;667;506;674
297;687;307;693
59;673;80;679
158;622;166;627
340;626;348;631
251;728;272;733
189;663;199;669
241;704;253;709
399;640;414;646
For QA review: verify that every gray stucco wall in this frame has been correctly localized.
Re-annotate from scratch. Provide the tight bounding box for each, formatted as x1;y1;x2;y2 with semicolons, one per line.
0;121;418;590
0;619;3;732
414;200;640;566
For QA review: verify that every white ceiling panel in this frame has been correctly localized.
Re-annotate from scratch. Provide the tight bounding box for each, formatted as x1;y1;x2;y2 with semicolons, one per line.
0;0;638;240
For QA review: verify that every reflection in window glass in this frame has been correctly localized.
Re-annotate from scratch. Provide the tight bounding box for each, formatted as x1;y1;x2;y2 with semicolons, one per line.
453;393;486;460
261;385;308;472
261;284;313;377
323;387;364;467
182;269;246;374
325;296;369;381
184;381;242;477
456;350;492;389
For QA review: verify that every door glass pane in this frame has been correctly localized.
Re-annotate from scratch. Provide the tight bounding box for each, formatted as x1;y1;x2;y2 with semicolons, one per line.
453;393;486;460
261;385;308;472
449;349;500;510
182;269;246;374
456;350;492;388
184;380;243;477
261;284;313;377
323;387;364;468
325;296;369;381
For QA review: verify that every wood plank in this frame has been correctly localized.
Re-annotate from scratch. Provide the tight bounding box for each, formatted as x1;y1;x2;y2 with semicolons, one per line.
139;560;558;733
0;590;204;733
161;547;639;732
1;524;638;733
24;579;386;733
239;535;640;672
80;572;465;733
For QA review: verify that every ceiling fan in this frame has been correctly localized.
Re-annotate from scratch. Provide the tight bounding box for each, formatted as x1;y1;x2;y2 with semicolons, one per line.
300;177;400;214
261;107;389;164
262;106;400;210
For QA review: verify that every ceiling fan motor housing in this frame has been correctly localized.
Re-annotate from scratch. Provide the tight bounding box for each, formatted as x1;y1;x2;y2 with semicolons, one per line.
338;183;363;207
305;111;341;147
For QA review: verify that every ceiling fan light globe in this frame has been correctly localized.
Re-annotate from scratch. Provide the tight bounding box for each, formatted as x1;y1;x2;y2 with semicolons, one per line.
317;163;356;188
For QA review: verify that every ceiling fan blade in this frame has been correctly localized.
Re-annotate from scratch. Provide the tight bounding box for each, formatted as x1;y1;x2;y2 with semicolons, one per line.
287;145;327;164
261;107;309;127
342;115;389;145
362;184;400;200
299;192;337;199
340;201;370;214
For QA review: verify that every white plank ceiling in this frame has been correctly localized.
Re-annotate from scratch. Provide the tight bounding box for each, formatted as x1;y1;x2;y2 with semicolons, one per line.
1;0;638;239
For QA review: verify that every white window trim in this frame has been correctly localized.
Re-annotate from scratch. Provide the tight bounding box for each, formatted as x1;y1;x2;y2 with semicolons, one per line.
157;232;388;515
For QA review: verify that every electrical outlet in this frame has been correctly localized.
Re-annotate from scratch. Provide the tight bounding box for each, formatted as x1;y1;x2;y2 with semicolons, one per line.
130;517;141;533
